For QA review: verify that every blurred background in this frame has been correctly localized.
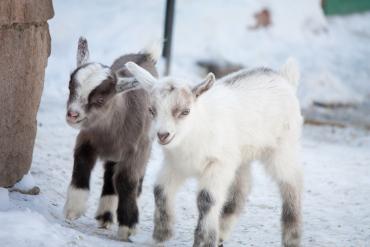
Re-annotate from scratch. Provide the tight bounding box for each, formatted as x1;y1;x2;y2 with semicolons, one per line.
1;1;369;246
47;0;370;129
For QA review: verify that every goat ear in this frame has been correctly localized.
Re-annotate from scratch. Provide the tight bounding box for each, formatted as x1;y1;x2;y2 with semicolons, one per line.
115;76;140;93
124;62;157;89
192;73;215;98
76;36;90;67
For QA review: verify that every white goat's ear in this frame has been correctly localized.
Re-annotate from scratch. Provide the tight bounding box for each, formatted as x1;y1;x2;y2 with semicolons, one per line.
76;36;90;67
125;62;157;89
115;76;140;93
192;73;215;98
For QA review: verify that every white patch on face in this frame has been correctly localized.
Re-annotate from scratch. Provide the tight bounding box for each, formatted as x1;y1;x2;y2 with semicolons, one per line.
67;63;111;129
75;63;111;99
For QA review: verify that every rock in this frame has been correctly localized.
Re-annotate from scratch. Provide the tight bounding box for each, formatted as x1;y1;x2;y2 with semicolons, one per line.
9;186;40;195
0;0;53;187
248;8;271;30
197;59;244;79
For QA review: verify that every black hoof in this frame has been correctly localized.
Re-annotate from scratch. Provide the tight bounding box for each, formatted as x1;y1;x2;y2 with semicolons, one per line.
95;211;114;228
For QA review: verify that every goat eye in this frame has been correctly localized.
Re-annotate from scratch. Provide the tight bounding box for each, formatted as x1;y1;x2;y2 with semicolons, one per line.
180;109;190;116
96;97;104;105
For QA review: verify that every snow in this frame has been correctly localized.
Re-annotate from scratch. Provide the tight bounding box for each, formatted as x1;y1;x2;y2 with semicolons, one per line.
1;0;370;246
0;188;9;211
11;173;36;192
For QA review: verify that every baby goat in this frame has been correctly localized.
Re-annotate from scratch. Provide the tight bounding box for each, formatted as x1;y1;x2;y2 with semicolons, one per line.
124;60;303;247
63;37;158;240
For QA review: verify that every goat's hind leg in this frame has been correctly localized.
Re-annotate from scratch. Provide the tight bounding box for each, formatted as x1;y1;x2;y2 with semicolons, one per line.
95;161;118;228
264;146;303;247
114;163;141;241
219;163;251;246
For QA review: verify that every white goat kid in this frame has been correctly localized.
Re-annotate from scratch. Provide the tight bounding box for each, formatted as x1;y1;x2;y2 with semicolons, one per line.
125;59;303;247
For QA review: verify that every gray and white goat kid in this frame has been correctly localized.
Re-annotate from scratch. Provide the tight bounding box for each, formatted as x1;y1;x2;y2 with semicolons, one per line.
63;37;159;240
124;60;303;247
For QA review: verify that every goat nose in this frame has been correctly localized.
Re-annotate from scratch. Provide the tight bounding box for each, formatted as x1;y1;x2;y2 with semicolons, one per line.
157;132;170;142
67;111;79;119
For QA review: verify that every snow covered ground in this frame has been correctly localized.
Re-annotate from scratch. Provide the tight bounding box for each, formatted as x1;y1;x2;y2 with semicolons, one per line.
1;0;370;246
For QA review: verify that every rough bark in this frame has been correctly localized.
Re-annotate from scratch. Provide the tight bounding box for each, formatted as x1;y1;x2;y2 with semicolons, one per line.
0;0;53;187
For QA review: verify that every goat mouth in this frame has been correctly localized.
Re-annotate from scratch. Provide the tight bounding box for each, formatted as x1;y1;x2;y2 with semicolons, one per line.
66;117;86;126
158;135;175;145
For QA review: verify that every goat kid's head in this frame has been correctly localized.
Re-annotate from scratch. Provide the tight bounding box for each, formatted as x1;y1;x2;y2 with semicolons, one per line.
66;37;137;129
123;62;215;147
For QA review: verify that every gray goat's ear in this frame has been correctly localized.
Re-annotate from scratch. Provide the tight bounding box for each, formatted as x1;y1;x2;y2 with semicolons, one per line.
76;36;90;67
125;62;157;89
192;73;216;98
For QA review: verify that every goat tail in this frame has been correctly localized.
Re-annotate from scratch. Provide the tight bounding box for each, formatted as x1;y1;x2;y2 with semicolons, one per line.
280;57;300;90
141;40;163;63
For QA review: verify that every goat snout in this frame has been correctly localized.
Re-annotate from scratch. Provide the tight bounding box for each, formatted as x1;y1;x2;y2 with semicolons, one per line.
67;110;80;120
157;132;171;145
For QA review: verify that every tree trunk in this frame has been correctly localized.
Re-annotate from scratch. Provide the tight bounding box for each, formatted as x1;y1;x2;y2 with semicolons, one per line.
0;0;54;187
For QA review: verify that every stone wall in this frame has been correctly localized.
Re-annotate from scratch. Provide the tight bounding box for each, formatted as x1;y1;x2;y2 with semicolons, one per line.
0;0;54;187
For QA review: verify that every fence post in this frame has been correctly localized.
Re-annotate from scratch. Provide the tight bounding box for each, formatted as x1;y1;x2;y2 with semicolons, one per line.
163;0;176;75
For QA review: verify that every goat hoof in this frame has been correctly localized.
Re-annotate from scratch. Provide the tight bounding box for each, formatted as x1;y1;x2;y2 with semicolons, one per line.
63;201;86;220
117;225;137;241
218;238;224;247
95;211;114;229
153;225;172;243
63;186;88;220
64;208;84;220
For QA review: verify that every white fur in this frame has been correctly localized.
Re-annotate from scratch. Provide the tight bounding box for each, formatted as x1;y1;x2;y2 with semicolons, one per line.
75;63;111;99
125;62;156;88
117;225;137;241
63;185;89;220
141;40;162;62
280;57;300;89
95;195;118;228
129;59;303;246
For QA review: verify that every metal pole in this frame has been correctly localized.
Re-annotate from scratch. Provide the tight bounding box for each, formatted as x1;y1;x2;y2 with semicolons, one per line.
163;0;175;75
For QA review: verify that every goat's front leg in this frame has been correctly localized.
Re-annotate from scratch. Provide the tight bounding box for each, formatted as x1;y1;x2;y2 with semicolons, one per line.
194;162;236;247
153;164;185;243
64;141;97;220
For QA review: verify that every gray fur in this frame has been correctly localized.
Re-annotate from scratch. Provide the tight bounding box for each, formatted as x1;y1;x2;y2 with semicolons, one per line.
112;53;158;78
76;37;89;67
153;185;173;242
67;38;158;232
194;190;217;247
219;164;251;242
222;67;275;85
280;183;301;247
222;178;246;216
194;226;217;247
197;190;214;219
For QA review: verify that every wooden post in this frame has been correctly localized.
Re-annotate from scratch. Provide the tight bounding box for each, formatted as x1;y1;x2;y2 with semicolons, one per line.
163;0;176;75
